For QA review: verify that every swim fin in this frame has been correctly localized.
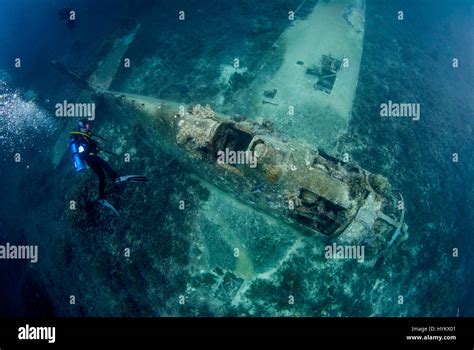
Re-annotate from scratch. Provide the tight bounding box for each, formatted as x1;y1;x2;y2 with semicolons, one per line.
98;199;120;217
115;175;148;184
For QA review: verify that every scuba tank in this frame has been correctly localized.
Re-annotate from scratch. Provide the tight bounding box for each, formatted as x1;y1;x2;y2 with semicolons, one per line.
69;138;86;172
69;121;95;172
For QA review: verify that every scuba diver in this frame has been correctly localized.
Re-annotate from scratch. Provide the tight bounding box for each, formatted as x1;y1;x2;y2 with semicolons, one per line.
69;119;148;215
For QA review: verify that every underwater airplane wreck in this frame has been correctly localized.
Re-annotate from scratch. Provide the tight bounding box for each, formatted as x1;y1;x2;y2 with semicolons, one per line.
91;89;408;263
51;0;407;265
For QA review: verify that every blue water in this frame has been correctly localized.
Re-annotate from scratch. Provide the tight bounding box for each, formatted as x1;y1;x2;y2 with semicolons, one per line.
0;0;472;317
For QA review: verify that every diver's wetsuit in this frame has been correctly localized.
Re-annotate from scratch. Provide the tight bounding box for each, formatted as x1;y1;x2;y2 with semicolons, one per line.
70;131;118;199
85;154;118;199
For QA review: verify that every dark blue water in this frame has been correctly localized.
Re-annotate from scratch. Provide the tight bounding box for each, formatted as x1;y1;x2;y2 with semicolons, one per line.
0;0;472;317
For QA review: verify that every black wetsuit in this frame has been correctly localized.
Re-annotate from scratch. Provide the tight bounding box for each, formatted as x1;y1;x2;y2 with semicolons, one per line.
71;131;118;199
